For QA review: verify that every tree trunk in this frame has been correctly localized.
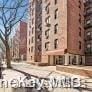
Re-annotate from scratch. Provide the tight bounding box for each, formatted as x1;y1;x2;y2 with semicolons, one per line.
6;43;11;68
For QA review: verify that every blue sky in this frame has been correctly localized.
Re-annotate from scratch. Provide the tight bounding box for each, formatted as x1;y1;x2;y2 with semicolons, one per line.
0;0;28;37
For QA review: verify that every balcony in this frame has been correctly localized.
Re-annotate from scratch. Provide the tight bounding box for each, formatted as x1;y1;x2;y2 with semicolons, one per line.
85;36;92;41
85;51;92;55
84;11;92;17
84;1;92;7
85;46;92;55
84;21;92;29
84;8;92;17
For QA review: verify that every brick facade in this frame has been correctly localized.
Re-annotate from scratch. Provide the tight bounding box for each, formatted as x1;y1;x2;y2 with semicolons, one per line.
41;0;85;65
27;0;86;66
27;0;42;63
13;21;27;61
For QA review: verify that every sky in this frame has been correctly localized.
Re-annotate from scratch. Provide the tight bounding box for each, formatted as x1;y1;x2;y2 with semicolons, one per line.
0;0;28;38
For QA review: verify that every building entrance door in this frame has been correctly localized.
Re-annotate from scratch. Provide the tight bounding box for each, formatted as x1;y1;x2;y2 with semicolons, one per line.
79;56;82;65
72;56;77;65
54;55;64;65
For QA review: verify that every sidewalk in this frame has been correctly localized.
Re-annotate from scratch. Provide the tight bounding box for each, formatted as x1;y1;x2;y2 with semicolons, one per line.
12;62;58;79
2;69;25;80
1;62;92;92
11;62;92;90
11;62;89;79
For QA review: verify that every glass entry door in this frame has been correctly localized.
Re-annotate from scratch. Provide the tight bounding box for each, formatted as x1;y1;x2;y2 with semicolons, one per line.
54;55;64;65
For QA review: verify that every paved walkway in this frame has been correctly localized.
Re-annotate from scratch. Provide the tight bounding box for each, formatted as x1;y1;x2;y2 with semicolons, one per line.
12;62;87;79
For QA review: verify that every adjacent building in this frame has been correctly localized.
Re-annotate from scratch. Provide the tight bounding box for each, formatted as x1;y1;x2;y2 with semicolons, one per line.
84;0;92;65
13;21;27;61
27;0;42;63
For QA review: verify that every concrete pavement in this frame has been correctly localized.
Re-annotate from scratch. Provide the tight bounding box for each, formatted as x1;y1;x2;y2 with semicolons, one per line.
11;62;89;79
0;62;92;92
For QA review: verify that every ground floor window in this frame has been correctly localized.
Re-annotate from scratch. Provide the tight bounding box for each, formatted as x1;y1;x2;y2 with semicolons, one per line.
54;55;64;65
72;56;76;65
79;56;82;65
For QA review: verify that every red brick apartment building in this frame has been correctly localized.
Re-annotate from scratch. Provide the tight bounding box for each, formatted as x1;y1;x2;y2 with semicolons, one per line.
27;0;42;63
27;0;85;65
13;21;27;61
84;0;92;65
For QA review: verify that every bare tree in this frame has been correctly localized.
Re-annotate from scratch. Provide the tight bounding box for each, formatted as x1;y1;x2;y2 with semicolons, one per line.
0;40;5;53
0;0;28;68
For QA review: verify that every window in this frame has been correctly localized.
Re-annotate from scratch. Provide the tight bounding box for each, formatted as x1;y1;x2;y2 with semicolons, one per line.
32;18;34;24
87;31;91;40
45;16;50;26
31;56;32;60
55;9;58;19
86;19;91;25
86;43;91;53
55;0;57;4
40;27;42;31
32;27;34;34
29;48;30;53
31;46;33;52
79;41;81;50
29;39;30;45
54;24;58;34
79;4;81;9
45;3;50;14
45;42;49;51
45;29;49;39
38;24;42;31
37;35;41;41
87;32;91;36
87;44;91;49
79;27;81;37
79;0;81;9
79;14;81;24
54;39;58;49
31;37;34;43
